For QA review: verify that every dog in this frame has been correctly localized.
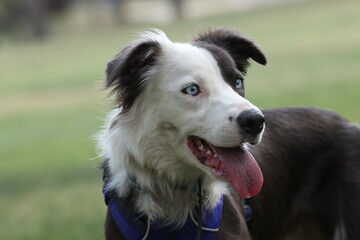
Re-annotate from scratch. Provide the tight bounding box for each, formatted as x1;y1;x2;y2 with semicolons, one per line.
97;28;360;240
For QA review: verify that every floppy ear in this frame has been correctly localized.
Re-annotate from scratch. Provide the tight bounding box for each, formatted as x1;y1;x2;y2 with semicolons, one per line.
105;40;160;111
194;28;267;74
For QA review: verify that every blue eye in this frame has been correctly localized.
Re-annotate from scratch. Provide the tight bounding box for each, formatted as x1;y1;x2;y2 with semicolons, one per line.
182;84;200;96
235;79;243;89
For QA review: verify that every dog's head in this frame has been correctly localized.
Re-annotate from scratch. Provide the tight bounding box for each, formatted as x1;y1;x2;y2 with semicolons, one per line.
105;28;267;198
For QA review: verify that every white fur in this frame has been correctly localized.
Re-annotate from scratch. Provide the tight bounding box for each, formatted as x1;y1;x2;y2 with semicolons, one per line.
97;30;264;227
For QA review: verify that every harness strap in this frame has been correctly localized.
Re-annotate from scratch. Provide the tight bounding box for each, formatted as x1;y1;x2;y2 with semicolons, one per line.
244;198;253;222
195;178;204;240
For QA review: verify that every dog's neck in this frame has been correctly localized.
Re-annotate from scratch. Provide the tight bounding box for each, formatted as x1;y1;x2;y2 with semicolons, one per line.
127;171;199;193
106;158;228;227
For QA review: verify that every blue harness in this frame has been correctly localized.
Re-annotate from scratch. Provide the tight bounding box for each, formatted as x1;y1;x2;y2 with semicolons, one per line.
102;169;252;240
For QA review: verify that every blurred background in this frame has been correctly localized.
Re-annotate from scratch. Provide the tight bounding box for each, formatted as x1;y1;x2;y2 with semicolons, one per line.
0;0;359;239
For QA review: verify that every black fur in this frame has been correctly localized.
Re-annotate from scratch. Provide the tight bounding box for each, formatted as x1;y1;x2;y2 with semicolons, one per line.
106;40;160;112
248;107;360;240
192;41;246;96
193;28;267;97
194;28;267;74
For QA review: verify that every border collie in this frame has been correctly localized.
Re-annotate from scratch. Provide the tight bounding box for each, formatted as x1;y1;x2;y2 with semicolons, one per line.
97;28;360;240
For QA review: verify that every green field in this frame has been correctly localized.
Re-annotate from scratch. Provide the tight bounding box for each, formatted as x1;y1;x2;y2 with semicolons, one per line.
1;0;359;239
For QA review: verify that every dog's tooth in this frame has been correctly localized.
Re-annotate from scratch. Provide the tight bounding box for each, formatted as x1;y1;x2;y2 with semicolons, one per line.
206;150;212;155
195;139;202;147
213;154;218;158
198;145;205;151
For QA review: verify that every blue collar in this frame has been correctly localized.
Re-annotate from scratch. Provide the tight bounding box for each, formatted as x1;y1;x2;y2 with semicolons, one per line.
102;167;252;240
103;187;223;240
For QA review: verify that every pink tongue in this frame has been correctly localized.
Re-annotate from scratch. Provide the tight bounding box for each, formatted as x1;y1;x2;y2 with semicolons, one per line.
212;146;263;198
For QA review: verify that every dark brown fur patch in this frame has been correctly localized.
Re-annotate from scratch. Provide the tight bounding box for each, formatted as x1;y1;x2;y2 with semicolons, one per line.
105;40;160;112
247;107;360;240
193;28;267;74
192;41;245;96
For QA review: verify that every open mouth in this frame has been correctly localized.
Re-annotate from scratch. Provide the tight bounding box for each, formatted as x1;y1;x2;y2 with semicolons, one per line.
187;136;263;198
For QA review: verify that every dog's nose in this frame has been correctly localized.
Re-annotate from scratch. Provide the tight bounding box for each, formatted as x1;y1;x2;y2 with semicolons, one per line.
237;110;265;136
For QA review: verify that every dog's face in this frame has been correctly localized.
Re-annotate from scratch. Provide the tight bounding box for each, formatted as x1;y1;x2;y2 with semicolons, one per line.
106;29;267;198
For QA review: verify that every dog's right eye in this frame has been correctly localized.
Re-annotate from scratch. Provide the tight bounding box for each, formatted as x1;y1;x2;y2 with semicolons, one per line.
181;84;200;96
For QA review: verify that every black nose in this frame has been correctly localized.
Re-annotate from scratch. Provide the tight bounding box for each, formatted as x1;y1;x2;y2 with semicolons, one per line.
237;110;265;136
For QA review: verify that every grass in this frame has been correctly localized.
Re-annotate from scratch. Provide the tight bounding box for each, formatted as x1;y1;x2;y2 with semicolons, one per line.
1;0;359;239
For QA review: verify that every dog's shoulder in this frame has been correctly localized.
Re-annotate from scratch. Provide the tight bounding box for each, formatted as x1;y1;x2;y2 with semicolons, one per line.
217;192;251;240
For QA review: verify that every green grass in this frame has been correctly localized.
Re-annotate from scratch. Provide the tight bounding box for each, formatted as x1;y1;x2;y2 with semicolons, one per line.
0;104;106;240
1;0;359;239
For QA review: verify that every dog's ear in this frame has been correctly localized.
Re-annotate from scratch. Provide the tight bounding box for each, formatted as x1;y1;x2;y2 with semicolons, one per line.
194;28;267;74
105;40;160;111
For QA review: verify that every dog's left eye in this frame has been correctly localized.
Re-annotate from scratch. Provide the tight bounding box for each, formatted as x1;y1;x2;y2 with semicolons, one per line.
235;79;243;89
181;84;200;96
